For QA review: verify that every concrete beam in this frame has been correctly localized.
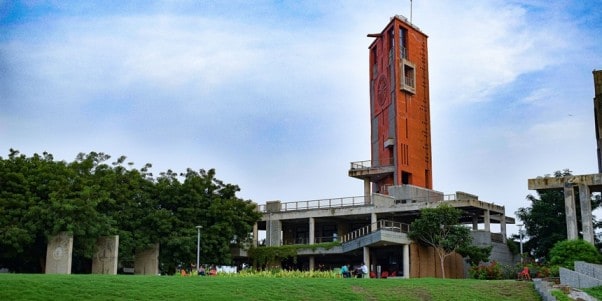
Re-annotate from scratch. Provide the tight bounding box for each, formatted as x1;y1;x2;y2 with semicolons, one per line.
528;174;602;190
261;198;507;221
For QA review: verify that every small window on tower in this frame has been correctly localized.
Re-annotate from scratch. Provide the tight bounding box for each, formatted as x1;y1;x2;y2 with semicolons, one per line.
401;60;416;94
399;27;407;59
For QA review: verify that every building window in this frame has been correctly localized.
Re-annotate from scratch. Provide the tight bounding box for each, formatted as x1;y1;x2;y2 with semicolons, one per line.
401;60;416;94
399;27;407;59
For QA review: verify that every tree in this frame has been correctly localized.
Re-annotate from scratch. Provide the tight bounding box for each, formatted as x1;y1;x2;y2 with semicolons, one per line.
409;204;472;278
0;149;261;274
549;239;602;269
156;168;261;271
516;169;602;259
458;245;492;266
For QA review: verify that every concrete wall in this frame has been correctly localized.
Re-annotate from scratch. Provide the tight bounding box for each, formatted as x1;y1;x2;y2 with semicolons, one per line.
45;232;73;274
92;235;119;275
560;261;602;289
134;243;159;275
471;231;517;266
387;185;443;202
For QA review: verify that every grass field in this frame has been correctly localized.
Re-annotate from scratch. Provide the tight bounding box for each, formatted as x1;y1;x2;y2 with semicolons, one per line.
0;274;541;301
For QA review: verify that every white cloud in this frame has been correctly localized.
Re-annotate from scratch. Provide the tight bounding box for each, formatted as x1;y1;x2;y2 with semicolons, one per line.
1;0;601;233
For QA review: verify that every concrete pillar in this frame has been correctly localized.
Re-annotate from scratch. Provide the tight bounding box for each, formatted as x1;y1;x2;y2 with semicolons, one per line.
309;256;315;271
309;217;315;245
579;184;594;243
484;210;490;232
45;232;73;274
267;217;282;246
134;243;159;275
403;244;410;279
564;183;579;240
371;213;377;232
500;214;507;243
92;235;119;275
472;215;478;230
364;179;371;204
363;246;370;277
252;223;258;247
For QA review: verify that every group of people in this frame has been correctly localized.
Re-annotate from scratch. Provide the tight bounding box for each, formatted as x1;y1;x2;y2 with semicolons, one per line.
340;262;368;278
178;263;217;276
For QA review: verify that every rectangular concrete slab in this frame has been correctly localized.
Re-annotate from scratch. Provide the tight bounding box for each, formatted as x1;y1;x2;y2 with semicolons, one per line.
45;232;73;274
92;235;119;275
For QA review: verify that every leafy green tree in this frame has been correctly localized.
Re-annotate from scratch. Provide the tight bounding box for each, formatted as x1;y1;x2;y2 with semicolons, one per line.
0;149;261;274
549;239;602;269
156;168;261;272
0;149;62;272
516;169;602;259
458;245;493;266
409;204;472;278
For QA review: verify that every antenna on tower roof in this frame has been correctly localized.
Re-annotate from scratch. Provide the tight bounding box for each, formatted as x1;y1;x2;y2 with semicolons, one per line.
410;0;413;24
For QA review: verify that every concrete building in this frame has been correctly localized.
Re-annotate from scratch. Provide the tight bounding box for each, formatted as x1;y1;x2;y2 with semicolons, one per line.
527;70;602;244
245;16;515;278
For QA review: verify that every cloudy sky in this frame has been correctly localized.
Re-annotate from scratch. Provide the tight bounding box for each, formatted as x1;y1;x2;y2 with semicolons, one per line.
1;0;601;235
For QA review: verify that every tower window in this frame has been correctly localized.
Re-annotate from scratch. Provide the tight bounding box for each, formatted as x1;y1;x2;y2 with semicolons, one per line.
399;27;407;59
401;60;416;94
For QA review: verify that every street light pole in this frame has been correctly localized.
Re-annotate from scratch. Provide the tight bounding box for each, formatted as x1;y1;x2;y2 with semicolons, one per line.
196;225;202;273
518;224;524;264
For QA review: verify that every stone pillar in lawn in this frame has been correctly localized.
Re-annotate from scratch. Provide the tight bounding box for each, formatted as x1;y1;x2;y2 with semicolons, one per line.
45;232;73;274
92;235;119;275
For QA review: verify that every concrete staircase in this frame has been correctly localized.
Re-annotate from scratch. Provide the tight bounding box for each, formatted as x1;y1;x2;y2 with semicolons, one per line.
560;261;602;289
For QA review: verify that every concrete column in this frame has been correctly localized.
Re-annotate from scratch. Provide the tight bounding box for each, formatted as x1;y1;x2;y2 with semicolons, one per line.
371;213;377;232
564;183;579;240
309;256;315;271
267;217;282;246
45;232;73;274
252;223;258;247
309;217;315;245
364;179;371;204
134;243;159;275
579;184;594;243
472;215;478;230
403;244;410;279
484;210;490;232
92;235;119;275
363;246;370;277
500;214;507;243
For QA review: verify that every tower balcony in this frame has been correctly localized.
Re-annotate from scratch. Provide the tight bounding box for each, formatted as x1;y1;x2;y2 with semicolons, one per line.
348;159;395;181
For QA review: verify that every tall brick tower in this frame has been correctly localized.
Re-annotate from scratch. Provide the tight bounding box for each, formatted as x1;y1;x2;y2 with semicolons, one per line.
350;15;432;196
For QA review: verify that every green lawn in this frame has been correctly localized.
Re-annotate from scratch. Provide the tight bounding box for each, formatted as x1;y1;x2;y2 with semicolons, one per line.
0;274;540;301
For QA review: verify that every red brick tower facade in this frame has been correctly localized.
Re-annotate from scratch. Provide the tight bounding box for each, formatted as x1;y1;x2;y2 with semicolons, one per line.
350;15;432;194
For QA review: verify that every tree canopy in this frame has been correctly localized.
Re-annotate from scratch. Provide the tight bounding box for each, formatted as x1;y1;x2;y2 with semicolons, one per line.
0;149;262;273
515;169;602;259
549;239;602;269
409;204;472;278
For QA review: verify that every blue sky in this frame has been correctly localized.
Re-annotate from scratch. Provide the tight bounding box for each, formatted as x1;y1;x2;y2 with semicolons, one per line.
1;0;601;236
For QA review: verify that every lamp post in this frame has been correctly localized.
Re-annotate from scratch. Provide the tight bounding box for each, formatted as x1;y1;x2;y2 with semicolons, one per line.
196;225;202;273
517;224;524;264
